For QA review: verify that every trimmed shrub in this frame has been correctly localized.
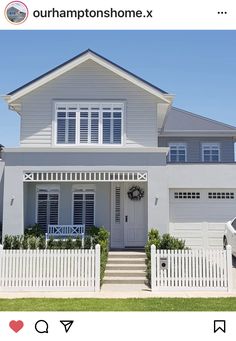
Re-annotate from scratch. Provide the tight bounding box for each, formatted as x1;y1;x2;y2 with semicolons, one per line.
47;236;55;249
160;233;186;250
22;235;29;249
145;229;187;285
28;236;38;249
55;239;65;249
12;235;22;249
74;236;82;249
38;235;46;249
90;226;109;283
25;224;44;237
65;236;75;249
3;235;13;249
84;236;92;249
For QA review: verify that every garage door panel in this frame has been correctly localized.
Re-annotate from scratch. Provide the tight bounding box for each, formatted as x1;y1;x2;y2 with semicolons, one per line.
170;189;235;249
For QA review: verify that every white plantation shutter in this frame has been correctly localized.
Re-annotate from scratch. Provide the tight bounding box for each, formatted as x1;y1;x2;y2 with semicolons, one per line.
37;191;59;232
56;109;76;144
115;186;121;223
102;107;122;144
73;191;95;229
56;102;123;145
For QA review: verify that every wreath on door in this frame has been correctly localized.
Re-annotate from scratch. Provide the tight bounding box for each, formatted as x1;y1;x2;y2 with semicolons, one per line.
127;186;144;201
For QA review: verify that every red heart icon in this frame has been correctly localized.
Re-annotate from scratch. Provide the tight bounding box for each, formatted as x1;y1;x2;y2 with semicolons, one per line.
9;320;24;333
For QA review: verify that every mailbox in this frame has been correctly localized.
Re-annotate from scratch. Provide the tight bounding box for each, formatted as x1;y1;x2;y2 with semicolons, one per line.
160;257;168;270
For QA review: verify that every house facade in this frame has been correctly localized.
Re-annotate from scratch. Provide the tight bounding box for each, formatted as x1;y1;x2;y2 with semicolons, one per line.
1;49;236;249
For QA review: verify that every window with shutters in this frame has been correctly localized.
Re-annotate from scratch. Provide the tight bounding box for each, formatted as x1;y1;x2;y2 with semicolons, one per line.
55;102;123;145
56;104;76;144
36;190;59;232
73;191;95;229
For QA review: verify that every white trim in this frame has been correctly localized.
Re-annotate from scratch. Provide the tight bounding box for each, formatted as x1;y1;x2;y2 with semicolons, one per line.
168;143;187;163
201;143;221;162
4;147;169;153
6;51;173;104
72;184;96;191
24;171;148;182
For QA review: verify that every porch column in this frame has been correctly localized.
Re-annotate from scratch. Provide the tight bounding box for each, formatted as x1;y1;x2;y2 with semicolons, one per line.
2;166;24;237
147;167;169;235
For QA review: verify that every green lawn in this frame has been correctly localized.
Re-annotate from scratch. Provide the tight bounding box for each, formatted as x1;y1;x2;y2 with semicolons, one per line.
0;297;236;311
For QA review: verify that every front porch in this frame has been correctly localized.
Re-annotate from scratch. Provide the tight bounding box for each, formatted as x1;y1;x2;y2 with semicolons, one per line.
23;171;148;249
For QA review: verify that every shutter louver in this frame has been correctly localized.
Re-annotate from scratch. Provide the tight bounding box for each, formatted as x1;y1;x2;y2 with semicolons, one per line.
115;186;121;223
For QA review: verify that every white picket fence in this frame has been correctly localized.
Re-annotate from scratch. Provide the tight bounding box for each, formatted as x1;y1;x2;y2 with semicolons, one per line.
0;245;100;292
151;245;233;291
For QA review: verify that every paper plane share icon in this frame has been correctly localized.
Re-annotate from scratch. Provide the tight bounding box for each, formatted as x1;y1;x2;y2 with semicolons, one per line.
60;320;74;333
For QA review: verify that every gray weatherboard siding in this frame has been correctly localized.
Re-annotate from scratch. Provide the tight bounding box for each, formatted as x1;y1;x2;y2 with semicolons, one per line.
158;136;235;163
17;60;161;148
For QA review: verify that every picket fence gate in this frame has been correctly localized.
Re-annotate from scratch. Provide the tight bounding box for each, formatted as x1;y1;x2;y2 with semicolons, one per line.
151;245;233;291
0;245;100;292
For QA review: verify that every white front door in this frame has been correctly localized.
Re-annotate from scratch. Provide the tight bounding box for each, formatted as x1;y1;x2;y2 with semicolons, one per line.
124;183;147;247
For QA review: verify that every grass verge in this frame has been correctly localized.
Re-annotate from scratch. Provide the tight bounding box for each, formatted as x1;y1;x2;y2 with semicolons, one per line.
0;297;236;311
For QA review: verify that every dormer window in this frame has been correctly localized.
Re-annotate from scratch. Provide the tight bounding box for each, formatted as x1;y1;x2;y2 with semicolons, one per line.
55;102;123;146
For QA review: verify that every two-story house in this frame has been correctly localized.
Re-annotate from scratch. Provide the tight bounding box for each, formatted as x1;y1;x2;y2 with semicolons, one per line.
1;49;236;249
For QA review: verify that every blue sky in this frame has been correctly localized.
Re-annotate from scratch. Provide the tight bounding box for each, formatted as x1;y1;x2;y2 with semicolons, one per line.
0;30;236;147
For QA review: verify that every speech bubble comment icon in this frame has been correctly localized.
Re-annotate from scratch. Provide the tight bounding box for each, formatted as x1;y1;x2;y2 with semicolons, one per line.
35;320;49;334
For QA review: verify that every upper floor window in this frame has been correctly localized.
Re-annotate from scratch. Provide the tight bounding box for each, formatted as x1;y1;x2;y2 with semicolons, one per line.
169;143;187;163
55;103;123;145
202;143;220;162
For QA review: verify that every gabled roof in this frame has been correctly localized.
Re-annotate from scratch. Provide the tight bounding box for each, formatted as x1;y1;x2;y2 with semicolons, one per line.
161;107;236;136
5;49;173;104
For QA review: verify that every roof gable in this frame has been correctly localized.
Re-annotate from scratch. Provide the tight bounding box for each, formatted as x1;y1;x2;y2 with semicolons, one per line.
162;107;236;136
5;49;173;105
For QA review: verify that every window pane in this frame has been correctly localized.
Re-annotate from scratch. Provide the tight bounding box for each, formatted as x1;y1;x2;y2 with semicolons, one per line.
103;119;111;144
57;112;66;118
179;154;186;162
68;118;76;144
80;119;88;143
103;112;111;118
57;119;66;143
73;200;83;225
113;119;121;144
91;118;99;143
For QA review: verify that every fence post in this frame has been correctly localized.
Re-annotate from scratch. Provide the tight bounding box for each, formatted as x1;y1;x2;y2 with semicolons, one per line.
95;244;100;292
151;244;156;291
226;245;233;292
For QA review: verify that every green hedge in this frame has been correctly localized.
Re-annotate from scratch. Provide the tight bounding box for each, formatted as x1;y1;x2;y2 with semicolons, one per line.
89;226;109;283
145;229;187;285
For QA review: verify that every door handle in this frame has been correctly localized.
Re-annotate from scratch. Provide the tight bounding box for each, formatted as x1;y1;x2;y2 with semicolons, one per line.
125;215;128;222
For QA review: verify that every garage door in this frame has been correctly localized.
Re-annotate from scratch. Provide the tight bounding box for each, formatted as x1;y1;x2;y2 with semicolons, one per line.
169;189;236;248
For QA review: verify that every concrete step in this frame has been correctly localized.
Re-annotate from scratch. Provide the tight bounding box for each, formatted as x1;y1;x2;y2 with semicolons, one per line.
108;252;146;259
107;259;146;265
103;277;146;285
105;270;146;278
106;264;146;271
